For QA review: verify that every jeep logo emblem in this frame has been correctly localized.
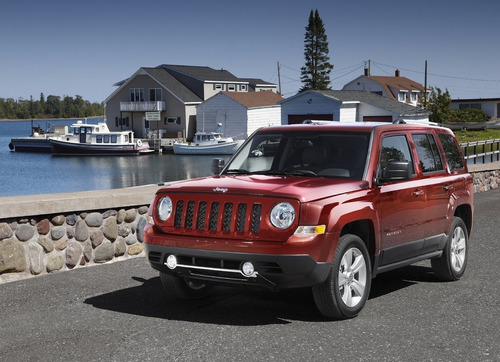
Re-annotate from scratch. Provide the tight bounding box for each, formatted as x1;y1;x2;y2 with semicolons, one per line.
213;187;228;193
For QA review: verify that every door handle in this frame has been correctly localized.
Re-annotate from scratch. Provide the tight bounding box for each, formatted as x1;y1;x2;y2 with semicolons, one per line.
443;184;453;192
412;189;424;198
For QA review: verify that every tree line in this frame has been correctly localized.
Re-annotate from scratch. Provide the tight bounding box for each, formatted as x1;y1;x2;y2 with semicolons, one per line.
0;93;104;120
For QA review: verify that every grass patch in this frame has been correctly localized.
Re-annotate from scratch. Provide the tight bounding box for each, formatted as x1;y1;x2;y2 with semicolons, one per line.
453;129;500;143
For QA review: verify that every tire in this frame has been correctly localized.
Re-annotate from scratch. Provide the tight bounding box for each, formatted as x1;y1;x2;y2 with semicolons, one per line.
312;234;372;320
159;272;212;300
431;217;468;281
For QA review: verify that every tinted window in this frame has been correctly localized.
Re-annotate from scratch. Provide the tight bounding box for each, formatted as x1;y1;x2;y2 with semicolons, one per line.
438;133;464;171
412;133;444;173
379;134;414;177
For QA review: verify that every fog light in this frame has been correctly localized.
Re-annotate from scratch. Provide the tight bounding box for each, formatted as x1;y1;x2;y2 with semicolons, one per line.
241;261;255;277
165;255;177;269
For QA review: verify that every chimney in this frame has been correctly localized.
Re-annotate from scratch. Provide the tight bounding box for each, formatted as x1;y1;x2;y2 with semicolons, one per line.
395;69;400;77
364;67;370;76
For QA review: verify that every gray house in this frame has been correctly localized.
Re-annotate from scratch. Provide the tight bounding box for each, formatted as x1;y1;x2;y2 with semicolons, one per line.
105;64;277;140
280;90;430;124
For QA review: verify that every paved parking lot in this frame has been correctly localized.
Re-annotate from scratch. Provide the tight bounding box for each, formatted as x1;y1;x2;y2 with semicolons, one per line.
1;189;499;361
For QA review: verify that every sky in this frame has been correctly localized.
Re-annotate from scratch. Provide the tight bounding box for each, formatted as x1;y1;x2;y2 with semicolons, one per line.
2;0;500;104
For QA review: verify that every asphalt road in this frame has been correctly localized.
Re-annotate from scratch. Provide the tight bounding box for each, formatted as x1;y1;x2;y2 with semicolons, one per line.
1;189;499;362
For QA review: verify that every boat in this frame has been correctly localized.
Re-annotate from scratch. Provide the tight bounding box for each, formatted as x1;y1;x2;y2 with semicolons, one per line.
9;122;66;153
49;120;152;156
172;131;244;155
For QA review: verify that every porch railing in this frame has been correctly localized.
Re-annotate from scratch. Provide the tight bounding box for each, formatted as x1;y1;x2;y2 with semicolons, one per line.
120;101;165;112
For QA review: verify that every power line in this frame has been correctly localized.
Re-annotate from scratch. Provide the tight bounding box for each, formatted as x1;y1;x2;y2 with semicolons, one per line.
372;61;500;83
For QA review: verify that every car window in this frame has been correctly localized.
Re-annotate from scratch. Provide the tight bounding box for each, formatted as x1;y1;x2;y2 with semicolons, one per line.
378;134;414;177
438;133;464;171
412;133;444;173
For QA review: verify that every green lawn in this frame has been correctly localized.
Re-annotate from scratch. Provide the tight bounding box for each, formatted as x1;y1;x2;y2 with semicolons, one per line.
453;129;500;144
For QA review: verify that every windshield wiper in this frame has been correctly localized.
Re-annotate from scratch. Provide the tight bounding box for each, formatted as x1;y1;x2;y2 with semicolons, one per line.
225;169;252;175
259;169;318;177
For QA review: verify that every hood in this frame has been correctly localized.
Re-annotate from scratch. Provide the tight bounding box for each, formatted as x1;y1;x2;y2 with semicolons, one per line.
160;175;368;203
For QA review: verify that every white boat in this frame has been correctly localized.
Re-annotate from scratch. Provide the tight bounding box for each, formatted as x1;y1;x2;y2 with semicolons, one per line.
173;131;244;155
49;120;152;156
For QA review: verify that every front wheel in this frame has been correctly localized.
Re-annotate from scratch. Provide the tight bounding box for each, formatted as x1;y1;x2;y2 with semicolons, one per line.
431;217;468;281
159;272;212;299
312;234;372;320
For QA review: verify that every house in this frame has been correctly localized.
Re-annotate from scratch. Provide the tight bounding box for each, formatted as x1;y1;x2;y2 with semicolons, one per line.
451;98;500;119
342;69;426;107
104;64;278;140
280;90;430;124
197;91;284;139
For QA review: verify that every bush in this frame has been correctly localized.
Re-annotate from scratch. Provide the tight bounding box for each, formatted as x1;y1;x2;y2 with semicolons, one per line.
451;108;490;123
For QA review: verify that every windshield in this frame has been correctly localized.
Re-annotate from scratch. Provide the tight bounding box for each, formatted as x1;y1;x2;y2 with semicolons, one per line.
224;130;370;179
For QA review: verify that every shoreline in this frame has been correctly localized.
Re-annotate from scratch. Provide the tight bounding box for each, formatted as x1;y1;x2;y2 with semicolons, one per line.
0;116;104;122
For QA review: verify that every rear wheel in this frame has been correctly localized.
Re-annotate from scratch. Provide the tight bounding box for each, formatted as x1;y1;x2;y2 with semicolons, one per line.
159;272;212;299
312;234;371;320
431;217;468;281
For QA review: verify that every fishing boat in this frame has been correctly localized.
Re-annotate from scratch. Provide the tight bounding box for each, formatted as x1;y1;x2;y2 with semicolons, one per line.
9;121;66;153
172;131;244;155
49;120;152;156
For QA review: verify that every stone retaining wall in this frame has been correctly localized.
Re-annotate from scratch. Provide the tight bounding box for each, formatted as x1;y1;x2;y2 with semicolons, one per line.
469;162;500;192
0;205;150;284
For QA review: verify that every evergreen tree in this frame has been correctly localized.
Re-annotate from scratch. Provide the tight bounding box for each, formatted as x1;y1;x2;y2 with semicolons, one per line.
300;9;333;92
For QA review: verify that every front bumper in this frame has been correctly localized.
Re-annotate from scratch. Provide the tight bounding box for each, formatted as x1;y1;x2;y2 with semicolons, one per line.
145;243;331;290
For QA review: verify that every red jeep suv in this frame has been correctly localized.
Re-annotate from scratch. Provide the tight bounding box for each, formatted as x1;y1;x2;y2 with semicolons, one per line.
144;122;473;319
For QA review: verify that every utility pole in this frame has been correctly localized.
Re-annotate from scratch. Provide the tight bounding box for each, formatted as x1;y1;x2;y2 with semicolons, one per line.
424;60;428;107
277;61;282;96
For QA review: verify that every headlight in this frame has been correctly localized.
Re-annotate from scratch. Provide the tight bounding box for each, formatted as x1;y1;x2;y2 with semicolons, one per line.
157;196;173;221
270;202;296;229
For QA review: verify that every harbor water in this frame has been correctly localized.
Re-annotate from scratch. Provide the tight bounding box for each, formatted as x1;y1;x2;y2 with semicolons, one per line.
0;119;231;197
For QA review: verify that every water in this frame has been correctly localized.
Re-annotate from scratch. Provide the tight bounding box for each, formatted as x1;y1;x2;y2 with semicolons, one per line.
0;119;231;197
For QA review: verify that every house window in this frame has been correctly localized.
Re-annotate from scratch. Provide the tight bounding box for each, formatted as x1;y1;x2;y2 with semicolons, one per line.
149;88;162;102
411;92;418;102
228;84;235;91
459;103;481;110
398;91;407;102
214;84;222;90
241;84;247;91
371;91;383;96
165;117;178;124
130;88;144;102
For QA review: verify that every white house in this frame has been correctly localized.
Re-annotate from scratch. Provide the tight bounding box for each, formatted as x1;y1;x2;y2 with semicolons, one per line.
280;90;430;124
451;98;500;119
196;91;284;139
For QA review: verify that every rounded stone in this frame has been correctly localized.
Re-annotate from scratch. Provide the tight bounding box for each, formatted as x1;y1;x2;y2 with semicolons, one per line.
51;226;66;241
0;238;26;273
82;242;92;262
38;236;55;253
66;214;78;226
102;217;118;242
90;229;104;248
55;237;68;251
36;219;50;235
128;244;144;256
0;223;13;241
138;205;149;215
75;220;89;242
85;212;103;227
51;215;66;226
47;252;65;273
28;241;44;275
117;209;126;224
16;224;35;242
103;210;117;219
66;225;75;239
136;217;147;243
117;224;131;238
125;209;137;223
94;241;114;263
66;241;83;269
114;238;126;257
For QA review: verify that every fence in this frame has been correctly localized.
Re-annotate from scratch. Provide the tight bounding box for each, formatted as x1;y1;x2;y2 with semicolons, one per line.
461;139;500;164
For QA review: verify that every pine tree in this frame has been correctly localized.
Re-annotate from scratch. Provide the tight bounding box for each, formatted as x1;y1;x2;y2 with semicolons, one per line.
300;9;333;92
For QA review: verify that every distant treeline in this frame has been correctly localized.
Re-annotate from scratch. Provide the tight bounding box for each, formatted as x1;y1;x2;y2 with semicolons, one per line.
0;93;104;119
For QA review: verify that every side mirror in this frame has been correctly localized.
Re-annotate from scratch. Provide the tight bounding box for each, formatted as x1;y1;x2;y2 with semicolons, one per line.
211;158;225;175
378;160;412;184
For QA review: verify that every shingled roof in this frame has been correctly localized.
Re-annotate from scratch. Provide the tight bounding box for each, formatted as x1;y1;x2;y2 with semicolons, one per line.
158;64;241;82
366;75;424;102
221;91;283;108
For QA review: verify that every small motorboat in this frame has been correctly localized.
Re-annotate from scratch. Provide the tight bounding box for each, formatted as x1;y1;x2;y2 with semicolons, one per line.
173;131;244;155
49;120;152;156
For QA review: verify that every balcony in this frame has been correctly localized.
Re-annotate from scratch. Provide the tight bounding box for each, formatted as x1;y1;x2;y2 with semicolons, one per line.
120;101;165;112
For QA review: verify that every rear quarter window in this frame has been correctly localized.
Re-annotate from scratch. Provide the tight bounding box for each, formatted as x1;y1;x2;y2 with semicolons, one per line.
438;133;465;171
412;133;444;173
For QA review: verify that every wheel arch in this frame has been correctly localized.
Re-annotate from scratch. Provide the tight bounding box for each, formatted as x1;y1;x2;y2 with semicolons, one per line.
455;203;473;237
340;219;376;267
